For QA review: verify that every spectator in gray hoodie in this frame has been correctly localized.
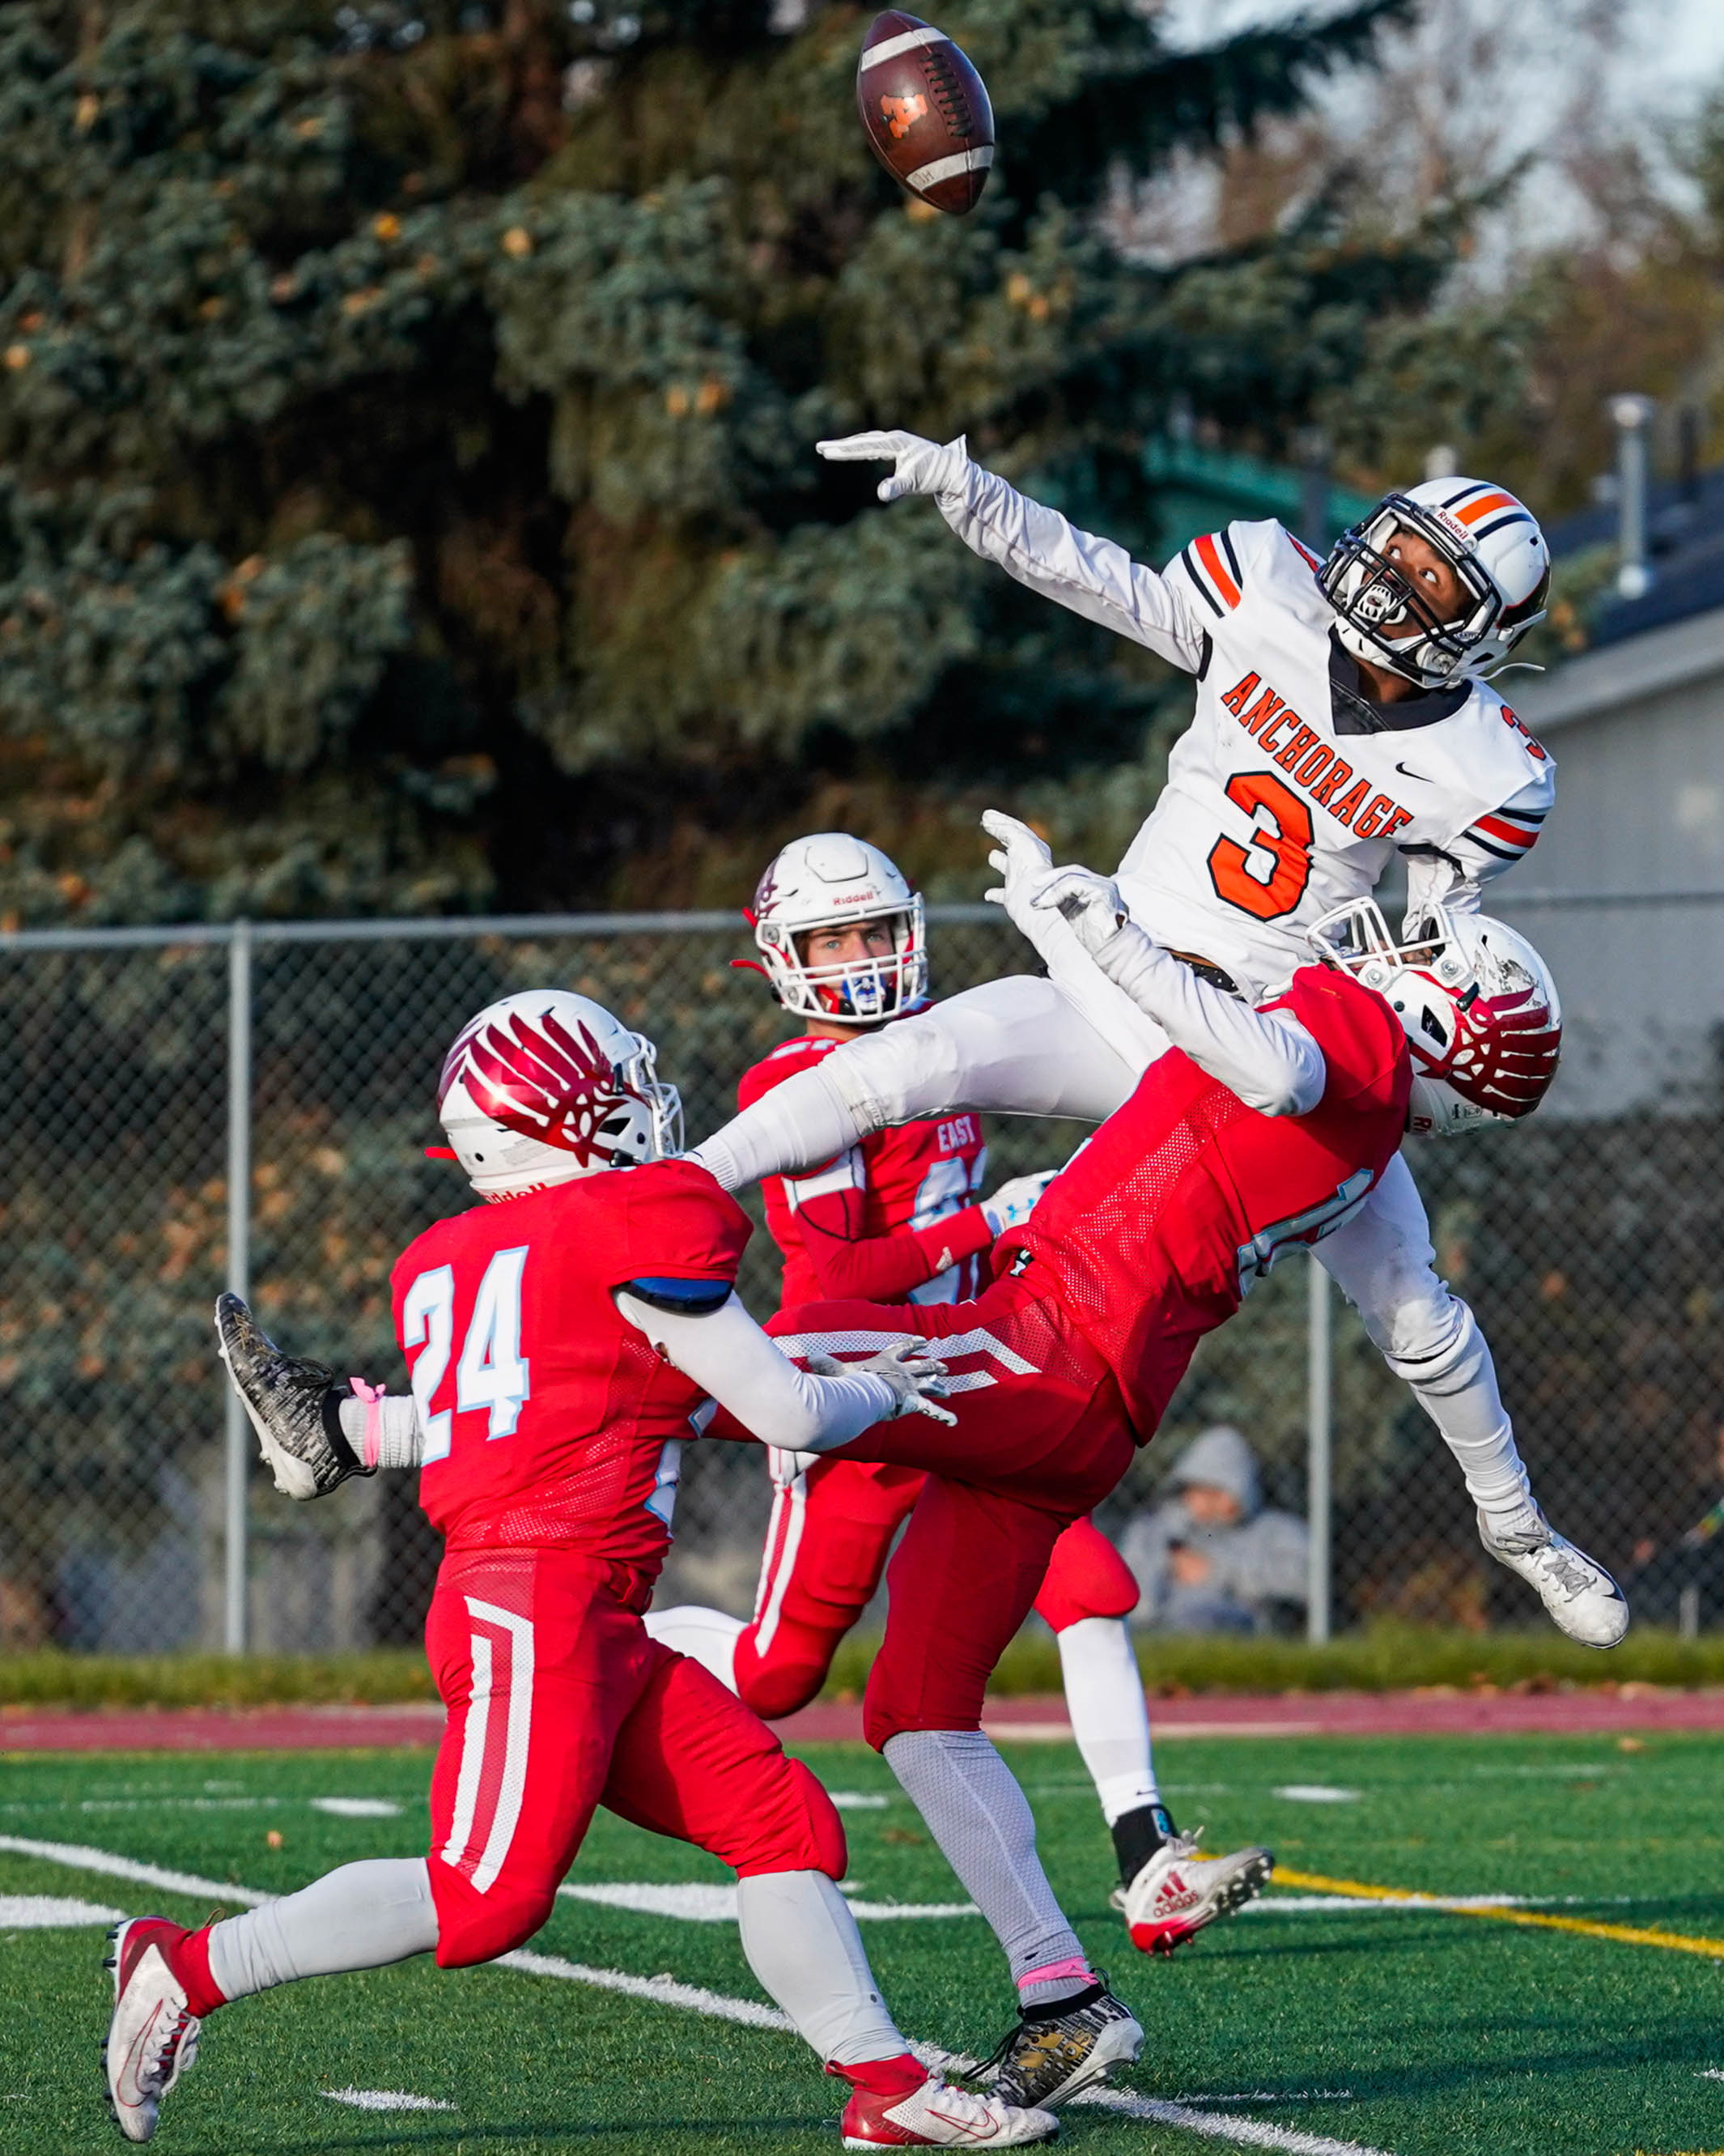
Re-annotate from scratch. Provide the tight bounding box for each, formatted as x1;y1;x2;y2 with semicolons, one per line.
1119;1425;1309;1634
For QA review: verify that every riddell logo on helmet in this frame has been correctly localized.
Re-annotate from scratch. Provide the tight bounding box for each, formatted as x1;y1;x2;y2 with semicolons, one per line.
1429;506;1472;547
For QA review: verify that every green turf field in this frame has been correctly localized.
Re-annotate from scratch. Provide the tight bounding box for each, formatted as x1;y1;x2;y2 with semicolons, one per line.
2;1733;1721;2156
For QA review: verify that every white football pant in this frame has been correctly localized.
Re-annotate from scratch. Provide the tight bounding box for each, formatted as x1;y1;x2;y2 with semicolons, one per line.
696;972;1533;1525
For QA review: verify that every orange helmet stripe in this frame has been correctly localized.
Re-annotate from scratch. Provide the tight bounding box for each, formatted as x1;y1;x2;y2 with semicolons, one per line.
1454;489;1522;526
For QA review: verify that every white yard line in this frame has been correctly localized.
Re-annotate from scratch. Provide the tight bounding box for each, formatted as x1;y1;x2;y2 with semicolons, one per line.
0;1895;125;1928
322;2088;455;2111
5;1832;1396;2154
0;1835;270;1909
558;1881;978;1922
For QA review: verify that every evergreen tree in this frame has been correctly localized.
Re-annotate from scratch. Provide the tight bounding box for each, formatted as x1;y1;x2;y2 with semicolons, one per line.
0;0;1434;925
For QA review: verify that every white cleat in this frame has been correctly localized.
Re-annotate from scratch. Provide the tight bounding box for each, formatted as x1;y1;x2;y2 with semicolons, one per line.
102;1918;203;2142
1479;1509;1628;1648
1113;1831;1274;1955
841;2073;1058;2147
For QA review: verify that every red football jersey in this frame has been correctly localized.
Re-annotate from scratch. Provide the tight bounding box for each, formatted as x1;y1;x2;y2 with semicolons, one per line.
999;967;1410;1444
391;1159;752;1560
741;1033;993;1308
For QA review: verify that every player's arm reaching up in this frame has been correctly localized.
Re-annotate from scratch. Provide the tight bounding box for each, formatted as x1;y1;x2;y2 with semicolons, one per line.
819;431;1210;671
1008;844;1328;1116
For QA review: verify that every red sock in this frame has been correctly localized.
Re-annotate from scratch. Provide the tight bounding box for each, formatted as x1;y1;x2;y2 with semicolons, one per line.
173;1924;227;2019
828;2052;928;2099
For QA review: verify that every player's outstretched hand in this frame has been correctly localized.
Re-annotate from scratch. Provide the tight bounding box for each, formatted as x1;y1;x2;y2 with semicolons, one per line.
816;429;967;503
983;1167;1060;1237
810;1342;957;1426
1030;864;1127;958
980;808;1059;950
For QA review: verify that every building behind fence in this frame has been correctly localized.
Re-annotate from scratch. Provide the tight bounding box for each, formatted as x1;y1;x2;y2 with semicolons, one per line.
3;899;1722;1656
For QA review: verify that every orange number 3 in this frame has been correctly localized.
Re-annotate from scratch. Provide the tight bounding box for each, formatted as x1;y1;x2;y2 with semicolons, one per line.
1206;771;1314;921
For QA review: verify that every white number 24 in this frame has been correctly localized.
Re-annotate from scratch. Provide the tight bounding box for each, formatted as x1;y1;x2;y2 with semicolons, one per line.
401;1247;533;1462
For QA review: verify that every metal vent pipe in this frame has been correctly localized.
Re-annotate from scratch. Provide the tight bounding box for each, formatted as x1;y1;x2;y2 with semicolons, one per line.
1610;393;1656;600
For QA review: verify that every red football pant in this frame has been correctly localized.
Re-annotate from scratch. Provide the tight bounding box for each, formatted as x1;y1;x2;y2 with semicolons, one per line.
736;1461;1137;1720
765;1278;1137;1750
424;1546;846;1968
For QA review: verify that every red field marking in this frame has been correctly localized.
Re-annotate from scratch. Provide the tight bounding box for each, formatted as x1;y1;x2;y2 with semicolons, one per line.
5;1685;1724;1752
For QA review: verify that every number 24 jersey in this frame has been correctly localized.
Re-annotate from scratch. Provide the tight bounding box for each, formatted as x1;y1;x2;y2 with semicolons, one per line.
390;1160;752;1563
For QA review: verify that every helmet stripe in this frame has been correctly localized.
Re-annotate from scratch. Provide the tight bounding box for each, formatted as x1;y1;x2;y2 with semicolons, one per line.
1454;489;1522;526
1470;508;1538;542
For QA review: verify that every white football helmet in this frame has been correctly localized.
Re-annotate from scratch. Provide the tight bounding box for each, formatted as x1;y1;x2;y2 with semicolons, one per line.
1319;477;1551;689
749;831;927;1024
431;989;682;1201
1307;899;1562;1137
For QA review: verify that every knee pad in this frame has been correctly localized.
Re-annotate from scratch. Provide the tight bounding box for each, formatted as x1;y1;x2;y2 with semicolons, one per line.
1034;1519;1140;1631
733;1647;828;1722
1382;1294;1486;1397
733;1755;848;1883
430;1868;557;1971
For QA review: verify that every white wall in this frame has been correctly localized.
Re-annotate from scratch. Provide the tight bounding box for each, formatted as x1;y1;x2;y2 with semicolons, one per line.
1510;614;1724;1116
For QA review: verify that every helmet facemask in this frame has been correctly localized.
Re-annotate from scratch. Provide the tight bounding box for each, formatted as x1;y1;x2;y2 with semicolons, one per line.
1320;491;1550;690
769;907;924;1023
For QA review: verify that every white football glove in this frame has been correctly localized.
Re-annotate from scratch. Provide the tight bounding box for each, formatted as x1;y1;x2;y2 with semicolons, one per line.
979;807;1060;954
982;1167;1060;1236
816;429;970;504
808;1344;957;1427
1030;863;1128;959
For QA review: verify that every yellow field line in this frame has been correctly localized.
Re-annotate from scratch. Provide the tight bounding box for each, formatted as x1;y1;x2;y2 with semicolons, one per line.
1276;1865;1724;1961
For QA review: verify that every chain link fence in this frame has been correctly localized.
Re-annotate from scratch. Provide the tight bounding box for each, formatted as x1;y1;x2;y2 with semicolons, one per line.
2;903;1722;1656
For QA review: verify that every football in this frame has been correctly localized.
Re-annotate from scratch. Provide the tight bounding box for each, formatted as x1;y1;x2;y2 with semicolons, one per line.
856;12;995;216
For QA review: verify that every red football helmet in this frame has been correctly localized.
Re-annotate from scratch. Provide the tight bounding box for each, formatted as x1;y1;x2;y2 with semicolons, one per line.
433;990;682;1200
1308;899;1561;1136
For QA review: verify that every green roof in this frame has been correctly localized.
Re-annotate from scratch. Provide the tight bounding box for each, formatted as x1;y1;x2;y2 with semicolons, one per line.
1143;436;1378;560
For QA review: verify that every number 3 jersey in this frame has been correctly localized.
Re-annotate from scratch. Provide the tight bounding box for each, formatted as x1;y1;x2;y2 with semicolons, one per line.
996;965;1410;1444
935;466;1556;997
741;1033;993;1308
390;1159;752;1562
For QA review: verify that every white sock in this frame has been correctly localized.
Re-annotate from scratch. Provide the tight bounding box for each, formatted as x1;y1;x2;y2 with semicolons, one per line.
882;1729;1085;1999
336;1390;422;1468
735;1870;906;2065
206;1858;438;2002
1056;1616;1159;1825
1388;1302;1536;1525
642;1605;743;1691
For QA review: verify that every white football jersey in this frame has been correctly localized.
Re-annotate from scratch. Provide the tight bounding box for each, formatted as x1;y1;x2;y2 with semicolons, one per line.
937;472;1556;997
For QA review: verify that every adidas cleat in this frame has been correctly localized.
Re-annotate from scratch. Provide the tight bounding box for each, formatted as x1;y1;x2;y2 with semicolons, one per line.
841;2073;1057;2147
1114;1831;1274;1954
215;1292;367;1501
103;1918;203;2142
1478;1508;1628;1648
983;1984;1142;2110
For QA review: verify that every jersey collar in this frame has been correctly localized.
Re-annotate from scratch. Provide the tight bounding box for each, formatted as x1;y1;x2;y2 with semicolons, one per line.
1327;631;1471;735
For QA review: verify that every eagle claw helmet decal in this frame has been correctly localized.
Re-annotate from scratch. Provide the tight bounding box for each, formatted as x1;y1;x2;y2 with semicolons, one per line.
1308;899;1561;1137
435;990;682;1199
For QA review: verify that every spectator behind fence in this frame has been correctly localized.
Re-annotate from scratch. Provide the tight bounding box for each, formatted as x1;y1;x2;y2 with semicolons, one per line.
1119;1426;1309;1635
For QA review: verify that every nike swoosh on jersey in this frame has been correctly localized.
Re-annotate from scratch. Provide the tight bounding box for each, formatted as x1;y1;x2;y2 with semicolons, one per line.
1395;761;1431;781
